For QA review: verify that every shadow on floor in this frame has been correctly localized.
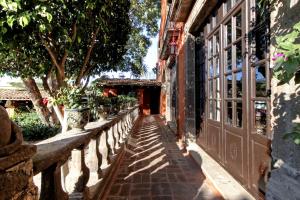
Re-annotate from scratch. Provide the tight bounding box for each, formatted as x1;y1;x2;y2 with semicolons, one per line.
106;115;223;200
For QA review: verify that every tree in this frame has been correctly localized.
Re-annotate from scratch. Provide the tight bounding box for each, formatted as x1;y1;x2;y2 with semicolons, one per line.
0;0;131;126
117;0;160;77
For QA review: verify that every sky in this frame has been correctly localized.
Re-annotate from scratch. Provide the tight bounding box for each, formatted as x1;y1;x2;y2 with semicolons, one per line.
0;34;159;87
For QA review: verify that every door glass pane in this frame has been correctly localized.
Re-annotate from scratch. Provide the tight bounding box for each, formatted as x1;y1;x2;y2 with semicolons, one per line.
209;39;213;58
216;57;220;75
216;100;221;121
226;47;232;71
254;101;267;136
209;80;213;98
255;65;267;97
235;71;243;98
216;77;221;99
226;0;232;12
216;33;220;55
226;20;232;45
236;41;243;69
226;75;233;98
236;101;243;127
209;60;213;78
209;100;214;119
226;101;233;124
235;11;242;39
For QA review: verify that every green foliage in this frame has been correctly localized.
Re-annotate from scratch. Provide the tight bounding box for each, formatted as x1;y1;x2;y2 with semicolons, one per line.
12;111;59;141
117;0;160;76
117;94;137;105
283;123;300;145
53;84;86;109
273;21;300;85
0;0;131;80
87;84;111;119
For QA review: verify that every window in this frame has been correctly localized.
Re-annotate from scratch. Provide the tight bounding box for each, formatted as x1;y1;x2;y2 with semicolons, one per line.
207;30;221;122
224;10;244;128
249;0;271;137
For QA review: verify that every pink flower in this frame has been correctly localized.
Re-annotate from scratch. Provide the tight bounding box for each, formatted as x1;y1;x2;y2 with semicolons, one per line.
41;98;48;106
272;53;286;61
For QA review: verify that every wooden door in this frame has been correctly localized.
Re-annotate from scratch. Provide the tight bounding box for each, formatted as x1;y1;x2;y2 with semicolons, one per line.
248;0;272;197
222;2;248;184
195;0;271;197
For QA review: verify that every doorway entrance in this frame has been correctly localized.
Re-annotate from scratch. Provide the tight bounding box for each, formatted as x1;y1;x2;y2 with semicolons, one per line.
195;0;271;198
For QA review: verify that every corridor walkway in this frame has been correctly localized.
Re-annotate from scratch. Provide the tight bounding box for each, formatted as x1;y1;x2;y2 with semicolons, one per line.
106;115;223;200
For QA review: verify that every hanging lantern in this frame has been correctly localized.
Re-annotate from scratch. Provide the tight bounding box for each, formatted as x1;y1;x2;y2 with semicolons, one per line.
169;30;177;56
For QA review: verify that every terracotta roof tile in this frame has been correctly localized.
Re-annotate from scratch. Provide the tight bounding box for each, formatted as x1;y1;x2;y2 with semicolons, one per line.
97;79;161;87
0;89;49;100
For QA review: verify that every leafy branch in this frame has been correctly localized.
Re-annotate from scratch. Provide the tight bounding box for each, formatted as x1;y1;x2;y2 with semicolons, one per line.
283;123;300;145
273;21;300;85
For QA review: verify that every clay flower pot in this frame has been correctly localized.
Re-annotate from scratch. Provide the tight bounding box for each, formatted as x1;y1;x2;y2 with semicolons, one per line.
97;105;111;121
65;108;90;130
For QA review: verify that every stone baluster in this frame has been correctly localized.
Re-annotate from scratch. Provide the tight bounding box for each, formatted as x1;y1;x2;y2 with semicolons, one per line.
124;116;129;137
85;136;102;184
119;120;126;142
121;117;127;139
107;126;116;156
127;114;132;132
98;129;110;170
65;144;90;195
113;123;121;150
40;155;69;200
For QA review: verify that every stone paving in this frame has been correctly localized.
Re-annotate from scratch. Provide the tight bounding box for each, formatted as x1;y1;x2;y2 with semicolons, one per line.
106;115;223;200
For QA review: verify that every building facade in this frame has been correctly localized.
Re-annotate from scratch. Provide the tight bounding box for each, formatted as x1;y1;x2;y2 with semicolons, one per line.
158;0;300;199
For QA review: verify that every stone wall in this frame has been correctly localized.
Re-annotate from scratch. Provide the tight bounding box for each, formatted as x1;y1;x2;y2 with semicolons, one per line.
267;0;300;199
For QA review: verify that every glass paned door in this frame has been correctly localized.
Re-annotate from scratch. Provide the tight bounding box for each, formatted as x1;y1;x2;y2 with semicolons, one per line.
224;9;244;128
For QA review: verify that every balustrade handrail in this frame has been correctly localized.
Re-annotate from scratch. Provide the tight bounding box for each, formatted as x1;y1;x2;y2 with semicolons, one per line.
31;105;140;200
33;105;139;175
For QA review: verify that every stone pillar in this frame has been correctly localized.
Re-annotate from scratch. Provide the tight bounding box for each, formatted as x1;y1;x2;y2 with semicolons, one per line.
184;33;196;144
0;106;38;200
266;1;300;199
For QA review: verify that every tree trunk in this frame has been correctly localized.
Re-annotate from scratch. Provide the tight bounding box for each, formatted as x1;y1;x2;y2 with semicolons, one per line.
22;77;58;126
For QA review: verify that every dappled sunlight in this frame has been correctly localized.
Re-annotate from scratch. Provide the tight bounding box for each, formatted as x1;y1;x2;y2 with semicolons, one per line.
128;147;165;167
106;115;223;200
133;138;160;151
131;142;163;158
125;155;168;180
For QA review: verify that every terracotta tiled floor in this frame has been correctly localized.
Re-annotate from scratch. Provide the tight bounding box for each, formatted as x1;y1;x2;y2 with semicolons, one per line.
106;115;223;200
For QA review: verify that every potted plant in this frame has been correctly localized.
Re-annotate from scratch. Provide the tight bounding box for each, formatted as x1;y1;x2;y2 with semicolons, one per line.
87;84;112;121
97;95;111;121
54;85;89;131
117;95;127;110
110;97;120;114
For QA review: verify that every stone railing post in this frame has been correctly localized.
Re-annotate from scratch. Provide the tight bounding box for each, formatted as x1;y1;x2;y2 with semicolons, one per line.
107;126;116;156
118;120;125;143
40;156;69;200
98;129;110;170
121;118;127;140
113;123;121;150
65;144;90;195
86;136;102;184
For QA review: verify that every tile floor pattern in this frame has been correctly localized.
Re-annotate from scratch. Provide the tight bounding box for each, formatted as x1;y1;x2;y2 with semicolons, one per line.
106;115;223;200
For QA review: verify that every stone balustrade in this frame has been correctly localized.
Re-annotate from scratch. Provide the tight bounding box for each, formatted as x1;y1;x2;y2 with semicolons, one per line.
32;106;139;200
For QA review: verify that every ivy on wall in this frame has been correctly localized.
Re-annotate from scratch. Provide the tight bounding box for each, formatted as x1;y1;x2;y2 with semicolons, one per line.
273;22;300;85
